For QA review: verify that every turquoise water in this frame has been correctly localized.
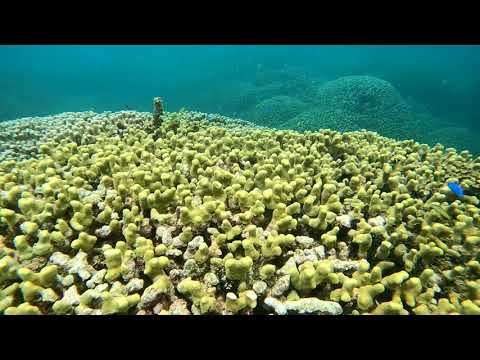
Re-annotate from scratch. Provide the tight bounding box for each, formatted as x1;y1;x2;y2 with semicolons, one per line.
1;45;479;153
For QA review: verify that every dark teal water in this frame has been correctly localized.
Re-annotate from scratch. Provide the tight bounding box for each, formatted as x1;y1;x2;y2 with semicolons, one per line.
1;45;479;153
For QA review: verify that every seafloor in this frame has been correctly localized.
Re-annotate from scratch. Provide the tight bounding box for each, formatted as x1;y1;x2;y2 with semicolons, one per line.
0;109;479;315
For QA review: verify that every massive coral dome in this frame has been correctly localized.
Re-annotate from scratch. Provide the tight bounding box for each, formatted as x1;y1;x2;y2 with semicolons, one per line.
0;110;479;315
314;75;421;139
315;75;409;115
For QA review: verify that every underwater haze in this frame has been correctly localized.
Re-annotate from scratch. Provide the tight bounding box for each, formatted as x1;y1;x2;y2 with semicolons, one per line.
0;45;479;154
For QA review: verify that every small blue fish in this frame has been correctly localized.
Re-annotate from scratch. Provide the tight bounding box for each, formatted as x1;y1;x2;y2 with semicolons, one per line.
448;182;464;198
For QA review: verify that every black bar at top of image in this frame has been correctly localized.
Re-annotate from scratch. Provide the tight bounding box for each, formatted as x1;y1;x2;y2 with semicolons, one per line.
1;5;480;45
1;31;479;45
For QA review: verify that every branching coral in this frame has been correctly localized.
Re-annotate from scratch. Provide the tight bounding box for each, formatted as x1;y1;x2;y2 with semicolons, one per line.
0;109;479;315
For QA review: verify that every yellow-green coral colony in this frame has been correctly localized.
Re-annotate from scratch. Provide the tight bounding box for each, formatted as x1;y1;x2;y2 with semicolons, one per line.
0;109;479;315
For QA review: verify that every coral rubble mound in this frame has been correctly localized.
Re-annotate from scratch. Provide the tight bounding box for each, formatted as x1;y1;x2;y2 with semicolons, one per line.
0;110;479;315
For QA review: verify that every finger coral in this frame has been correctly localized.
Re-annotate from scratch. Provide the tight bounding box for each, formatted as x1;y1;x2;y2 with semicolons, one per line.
0;109;479;315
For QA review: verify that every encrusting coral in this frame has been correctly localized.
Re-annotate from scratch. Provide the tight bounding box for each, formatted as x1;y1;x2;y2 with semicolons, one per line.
0;107;479;315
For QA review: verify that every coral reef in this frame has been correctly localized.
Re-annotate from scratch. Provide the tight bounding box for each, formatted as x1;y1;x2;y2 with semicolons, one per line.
275;75;465;147
0;109;479;315
216;67;318;117
312;75;422;139
253;67;318;102
427;127;480;156
246;96;309;128
196;71;476;155
0;111;152;162
315;75;411;119
280;107;362;133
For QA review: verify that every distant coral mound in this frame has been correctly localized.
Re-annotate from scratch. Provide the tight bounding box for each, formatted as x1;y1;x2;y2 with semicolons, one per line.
254;67;317;101
280;107;362;133
297;75;423;139
254;66;307;86
428;126;480;155
224;67;318;117
232;83;286;113
247;96;309;128
315;75;410;117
